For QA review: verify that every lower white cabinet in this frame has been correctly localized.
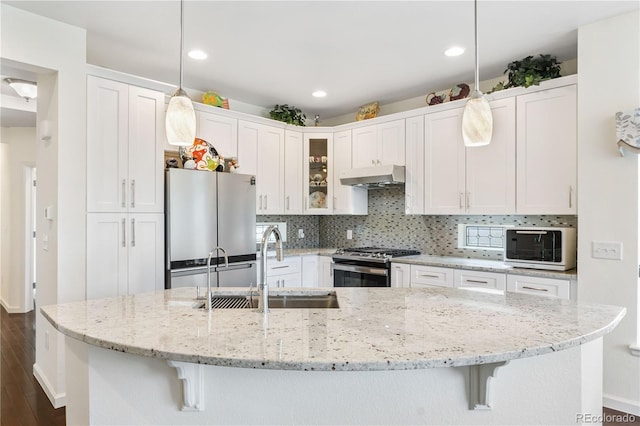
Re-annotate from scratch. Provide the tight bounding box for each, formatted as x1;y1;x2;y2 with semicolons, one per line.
506;274;571;300
301;255;319;287
410;265;454;288
263;256;302;288
390;263;410;288
318;256;334;287
453;269;506;294
86;213;164;300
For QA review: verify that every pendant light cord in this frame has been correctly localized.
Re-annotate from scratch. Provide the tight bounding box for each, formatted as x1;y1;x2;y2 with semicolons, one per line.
474;0;480;91
179;0;185;90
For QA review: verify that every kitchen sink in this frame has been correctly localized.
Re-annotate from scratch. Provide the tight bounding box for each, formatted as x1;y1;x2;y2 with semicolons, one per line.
195;293;339;309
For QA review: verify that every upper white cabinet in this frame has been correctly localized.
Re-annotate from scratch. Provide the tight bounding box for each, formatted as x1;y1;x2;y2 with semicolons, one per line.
404;115;425;215
303;133;334;214
196;111;238;159
87;76;164;213
516;84;577;214
283;130;304;215
423;98;516;215
332;130;367;215
352;119;406;168
238;120;285;214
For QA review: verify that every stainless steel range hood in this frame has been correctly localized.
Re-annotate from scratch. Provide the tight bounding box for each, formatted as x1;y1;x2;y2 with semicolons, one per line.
339;164;405;188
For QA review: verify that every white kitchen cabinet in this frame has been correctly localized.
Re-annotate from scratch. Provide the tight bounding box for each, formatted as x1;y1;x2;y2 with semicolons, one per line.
332;130;367;215
410;265;454;288
262;256;302;288
283;130;304;214
516;84;577;214
352;119;405;168
86;213;164;299
318;256;334;287
404;115;425;215
238;120;285;214
391;263;410;288
453;269;506;295
87;76;164;214
506;274;571;300
196;110;238;159
303;133;334;214
423;98;516;214
301;255;319;288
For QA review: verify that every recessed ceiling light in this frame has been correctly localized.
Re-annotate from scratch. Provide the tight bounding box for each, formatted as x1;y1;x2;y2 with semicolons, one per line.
444;46;465;57
312;90;327;98
188;49;208;60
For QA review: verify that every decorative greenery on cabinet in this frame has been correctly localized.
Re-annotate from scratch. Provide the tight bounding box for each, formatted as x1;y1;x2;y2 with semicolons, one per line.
491;54;562;92
269;104;307;126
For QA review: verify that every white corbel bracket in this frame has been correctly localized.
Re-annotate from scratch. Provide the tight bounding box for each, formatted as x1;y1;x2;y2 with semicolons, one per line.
167;360;205;411
468;361;509;410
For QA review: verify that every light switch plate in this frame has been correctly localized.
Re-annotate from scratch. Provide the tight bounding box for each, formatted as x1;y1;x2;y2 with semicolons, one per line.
592;241;623;260
347;230;353;240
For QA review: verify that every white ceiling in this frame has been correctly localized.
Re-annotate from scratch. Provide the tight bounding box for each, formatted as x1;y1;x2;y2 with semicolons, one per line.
2;0;639;127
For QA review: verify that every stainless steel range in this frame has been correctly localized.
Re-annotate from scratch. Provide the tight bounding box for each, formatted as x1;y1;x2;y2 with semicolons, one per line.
331;247;420;287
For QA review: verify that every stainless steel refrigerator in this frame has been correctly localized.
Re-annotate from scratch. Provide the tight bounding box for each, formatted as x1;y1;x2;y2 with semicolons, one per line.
165;169;257;289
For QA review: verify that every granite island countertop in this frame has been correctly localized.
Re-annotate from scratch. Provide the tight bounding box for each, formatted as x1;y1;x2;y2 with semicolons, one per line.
42;286;623;372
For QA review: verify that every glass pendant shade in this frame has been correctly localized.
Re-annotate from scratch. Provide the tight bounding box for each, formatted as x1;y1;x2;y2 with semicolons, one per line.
5;78;37;101
462;90;493;147
166;88;196;146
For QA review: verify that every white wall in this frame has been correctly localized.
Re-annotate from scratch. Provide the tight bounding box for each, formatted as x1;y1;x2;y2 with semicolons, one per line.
0;127;36;313
577;10;640;415
1;4;86;408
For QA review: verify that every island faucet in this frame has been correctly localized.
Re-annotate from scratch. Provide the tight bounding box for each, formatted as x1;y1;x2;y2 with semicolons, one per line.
258;225;283;313
206;246;228;311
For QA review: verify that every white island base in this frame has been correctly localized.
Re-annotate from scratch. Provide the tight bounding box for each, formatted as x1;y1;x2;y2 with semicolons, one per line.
65;336;603;425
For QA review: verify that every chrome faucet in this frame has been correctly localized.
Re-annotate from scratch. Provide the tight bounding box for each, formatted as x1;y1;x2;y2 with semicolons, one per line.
258;225;283;313
206;246;228;311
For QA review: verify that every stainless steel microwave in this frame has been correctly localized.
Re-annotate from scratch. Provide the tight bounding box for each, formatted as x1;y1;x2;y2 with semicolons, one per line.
504;227;576;271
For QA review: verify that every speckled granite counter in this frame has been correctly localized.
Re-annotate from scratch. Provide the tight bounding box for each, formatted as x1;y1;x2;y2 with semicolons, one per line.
392;254;578;279
42;286;621;371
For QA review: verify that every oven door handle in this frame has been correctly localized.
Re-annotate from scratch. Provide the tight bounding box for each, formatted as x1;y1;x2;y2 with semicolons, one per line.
331;263;388;276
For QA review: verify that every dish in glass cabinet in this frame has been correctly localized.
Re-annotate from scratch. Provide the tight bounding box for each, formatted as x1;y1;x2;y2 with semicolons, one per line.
179;138;222;171
309;191;327;208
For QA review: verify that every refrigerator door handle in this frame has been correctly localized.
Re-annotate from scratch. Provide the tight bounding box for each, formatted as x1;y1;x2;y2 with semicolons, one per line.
216;262;255;272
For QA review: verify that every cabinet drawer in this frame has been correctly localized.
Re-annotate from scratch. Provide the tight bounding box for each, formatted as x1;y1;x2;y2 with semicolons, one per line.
506;275;571;300
266;256;302;276
453;270;505;294
267;273;301;288
410;265;453;288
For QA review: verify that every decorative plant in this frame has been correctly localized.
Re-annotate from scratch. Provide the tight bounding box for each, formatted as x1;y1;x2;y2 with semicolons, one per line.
491;54;562;92
269;104;306;126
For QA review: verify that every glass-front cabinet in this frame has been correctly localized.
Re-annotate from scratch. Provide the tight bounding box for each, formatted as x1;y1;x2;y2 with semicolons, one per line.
303;133;333;214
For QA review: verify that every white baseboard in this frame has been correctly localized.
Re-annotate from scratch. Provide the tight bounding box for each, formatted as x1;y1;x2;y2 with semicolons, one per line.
33;363;66;408
603;393;640;416
0;297;29;314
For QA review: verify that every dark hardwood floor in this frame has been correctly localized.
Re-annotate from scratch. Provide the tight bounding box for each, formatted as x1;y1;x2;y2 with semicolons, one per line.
1;306;638;425
1;306;65;426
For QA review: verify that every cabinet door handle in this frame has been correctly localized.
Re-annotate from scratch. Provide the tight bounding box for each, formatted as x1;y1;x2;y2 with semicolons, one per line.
121;180;126;208
286;196;290;211
459;193;464;209
376;159;382;166
121;218;126;247
130;180;136;208
131;218;136;247
333;196;337;210
466;192;470;210
569;186;573;209
522;285;549;292
371;159;376;166
465;279;488;285
258;195;263;210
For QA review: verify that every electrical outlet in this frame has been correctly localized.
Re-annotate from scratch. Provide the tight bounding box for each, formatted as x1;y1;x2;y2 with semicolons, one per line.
298;229;304;239
592;241;623;260
347;230;353;240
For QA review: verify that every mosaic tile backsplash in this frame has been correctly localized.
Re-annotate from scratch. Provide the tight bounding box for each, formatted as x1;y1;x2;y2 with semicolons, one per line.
260;186;577;260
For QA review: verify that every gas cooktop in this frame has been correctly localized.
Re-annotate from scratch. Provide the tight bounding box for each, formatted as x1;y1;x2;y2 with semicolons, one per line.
333;247;420;262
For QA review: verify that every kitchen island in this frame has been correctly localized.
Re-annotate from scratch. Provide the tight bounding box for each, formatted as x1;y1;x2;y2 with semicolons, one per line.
42;287;624;425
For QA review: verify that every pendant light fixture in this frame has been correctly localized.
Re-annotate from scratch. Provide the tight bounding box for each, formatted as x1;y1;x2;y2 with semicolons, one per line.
165;0;196;147
4;78;38;102
462;0;493;147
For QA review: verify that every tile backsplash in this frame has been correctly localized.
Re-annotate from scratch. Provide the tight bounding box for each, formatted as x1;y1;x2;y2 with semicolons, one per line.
260;186;577;260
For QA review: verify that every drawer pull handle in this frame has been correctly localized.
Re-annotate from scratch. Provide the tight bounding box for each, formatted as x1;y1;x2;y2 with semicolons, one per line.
418;274;439;278
271;265;290;270
465;279;488;284
522;285;549;292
